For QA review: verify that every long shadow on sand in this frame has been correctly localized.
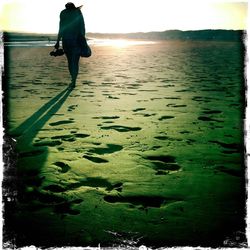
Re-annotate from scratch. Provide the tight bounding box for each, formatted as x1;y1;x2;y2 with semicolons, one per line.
10;87;71;139
4;86;74;246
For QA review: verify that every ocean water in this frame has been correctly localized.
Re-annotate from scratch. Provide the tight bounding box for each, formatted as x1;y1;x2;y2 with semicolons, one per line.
4;40;246;248
3;38;156;47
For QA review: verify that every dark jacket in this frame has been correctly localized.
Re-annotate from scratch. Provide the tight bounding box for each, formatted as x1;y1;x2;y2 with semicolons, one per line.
58;8;85;40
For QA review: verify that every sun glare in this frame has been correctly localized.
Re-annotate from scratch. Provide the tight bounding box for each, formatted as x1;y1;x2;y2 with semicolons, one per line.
107;39;131;48
90;39;157;48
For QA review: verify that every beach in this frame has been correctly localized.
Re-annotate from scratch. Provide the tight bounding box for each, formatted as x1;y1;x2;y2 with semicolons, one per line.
3;39;246;248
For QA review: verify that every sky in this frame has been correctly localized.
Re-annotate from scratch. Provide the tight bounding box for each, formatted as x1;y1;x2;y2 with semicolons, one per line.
0;0;248;34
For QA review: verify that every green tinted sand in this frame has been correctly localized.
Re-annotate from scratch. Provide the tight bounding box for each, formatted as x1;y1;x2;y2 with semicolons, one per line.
4;41;245;247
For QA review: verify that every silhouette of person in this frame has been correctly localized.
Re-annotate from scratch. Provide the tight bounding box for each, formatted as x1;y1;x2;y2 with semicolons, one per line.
55;2;85;88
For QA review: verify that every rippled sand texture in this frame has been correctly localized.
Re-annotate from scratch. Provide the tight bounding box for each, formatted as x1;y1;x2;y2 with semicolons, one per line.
4;41;246;248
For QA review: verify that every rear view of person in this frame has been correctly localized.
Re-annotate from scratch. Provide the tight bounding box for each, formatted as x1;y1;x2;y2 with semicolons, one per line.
55;2;85;88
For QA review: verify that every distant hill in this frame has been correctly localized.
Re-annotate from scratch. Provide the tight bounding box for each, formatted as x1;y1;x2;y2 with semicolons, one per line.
3;29;244;42
87;30;244;41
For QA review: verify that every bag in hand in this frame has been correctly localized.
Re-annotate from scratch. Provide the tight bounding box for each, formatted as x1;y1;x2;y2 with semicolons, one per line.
80;37;92;58
50;48;64;57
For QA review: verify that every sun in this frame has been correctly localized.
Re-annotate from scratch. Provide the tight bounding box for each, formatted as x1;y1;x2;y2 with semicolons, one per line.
107;39;131;48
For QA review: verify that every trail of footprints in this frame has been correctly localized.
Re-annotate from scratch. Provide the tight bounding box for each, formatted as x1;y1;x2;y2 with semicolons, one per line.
31;151;182;215
33;132;90;147
30;102;187;215
35;104;232;215
40;177;124;216
44;177;123;193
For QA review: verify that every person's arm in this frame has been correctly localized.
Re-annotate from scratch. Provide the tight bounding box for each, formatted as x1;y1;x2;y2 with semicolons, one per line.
78;10;85;37
55;37;61;49
81;15;86;37
55;13;63;49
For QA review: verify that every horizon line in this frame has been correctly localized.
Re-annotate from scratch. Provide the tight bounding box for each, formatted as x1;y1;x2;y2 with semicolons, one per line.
2;28;245;35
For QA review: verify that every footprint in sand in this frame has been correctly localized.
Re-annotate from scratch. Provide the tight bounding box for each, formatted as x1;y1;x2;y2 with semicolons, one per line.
132;108;156;117
198;116;223;122
202;110;222;115
92;116;120;120
142;113;156;117
102;93;120;99
82;80;95;85
138;89;158;92
151;145;162;150
132;108;146;112
53;161;71;173
144;155;181;175
103;195;182;210
49;120;75;126
83;155;109;163
192;96;214;103
154;135;182;142
154;136;168;141
164;97;181;100
52;134;76;142
33;140;62;147
65;177;123;192
75;133;90;138
158;115;175;121
67;104;78;112
166;104;187;108
101;121;114;124
51;133;89;142
88;144;123;155
94;116;120;126
180;130;190;134
43;178;123;194
100;125;142;132
126;83;142;89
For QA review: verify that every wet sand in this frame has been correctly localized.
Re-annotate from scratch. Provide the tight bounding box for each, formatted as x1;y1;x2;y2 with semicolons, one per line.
3;40;246;248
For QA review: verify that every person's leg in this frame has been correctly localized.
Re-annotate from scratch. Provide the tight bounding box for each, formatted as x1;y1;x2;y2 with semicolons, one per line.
66;51;80;87
63;39;80;87
70;52;80;86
